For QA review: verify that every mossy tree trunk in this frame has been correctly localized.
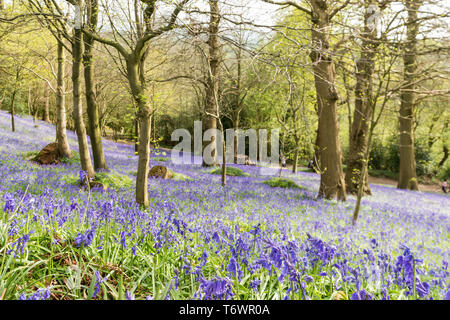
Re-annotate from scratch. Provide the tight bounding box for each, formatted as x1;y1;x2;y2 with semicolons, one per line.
127;55;152;207
83;0;108;171
398;0;422;191
10;88;16;132
55;36;72;158
309;0;346;200
345;0;378;196
42;82;50;122
203;0;220;167
72;23;95;178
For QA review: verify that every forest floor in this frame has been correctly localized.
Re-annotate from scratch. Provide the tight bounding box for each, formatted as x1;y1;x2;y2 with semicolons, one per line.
108;137;447;195
367;175;443;194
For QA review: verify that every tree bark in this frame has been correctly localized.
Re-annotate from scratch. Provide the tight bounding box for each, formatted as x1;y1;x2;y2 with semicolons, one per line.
55;36;72;158
203;0;220;167
233;115;240;162
293;147;299;174
438;144;448;167
309;1;346;200
10;89;16;132
72;25;95;178
83;0;108;171
345;1;378;196
42;82;51;122
134;113;140;153
127;56;152;207
398;0;422;191
27;86;32;117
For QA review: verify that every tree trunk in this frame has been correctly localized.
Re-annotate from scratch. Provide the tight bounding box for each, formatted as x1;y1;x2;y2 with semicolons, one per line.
220;124;226;186
233;116;240;162
55;36;72;158
127;57;151;207
33;107;38;124
293;147;299;174
10;89;16;132
0;93;5;110
309;1;346;200
83;0;108;171
203;0;220;167
345;1;378;196
398;0;422;191
438;144;449;167
134;114;140;153
27;86;32;117
72;26;95;178
43;82;50;122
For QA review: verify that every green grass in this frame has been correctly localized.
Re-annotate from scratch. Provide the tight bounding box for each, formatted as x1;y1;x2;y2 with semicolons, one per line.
62;171;133;190
262;177;305;190
20;151;39;160
61;152;81;165
168;169;192;182
152;157;169;162
210;167;249;177
93;171;133;190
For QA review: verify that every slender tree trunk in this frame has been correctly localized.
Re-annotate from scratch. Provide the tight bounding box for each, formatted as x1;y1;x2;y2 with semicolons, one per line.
134;113;140;153
345;1;378;196
0;93;5;110
72;26;95;178
83;0;107;171
439;145;449;167
352;126;375;225
398;0;422;191
55;36;72;158
43;82;50;122
10;89;16;132
27;86;32;117
127;56;151;207
233;116;240;162
309;1;346;200
293;146;299;174
33;107;38;124
220;124;226;186
203;0;220;167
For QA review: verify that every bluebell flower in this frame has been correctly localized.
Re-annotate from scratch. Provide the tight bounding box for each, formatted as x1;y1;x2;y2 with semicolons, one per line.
19;287;51;300
249;279;261;292
126;291;135;300
227;256;243;280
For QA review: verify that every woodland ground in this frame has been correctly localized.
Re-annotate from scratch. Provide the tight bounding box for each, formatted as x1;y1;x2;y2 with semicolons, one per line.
0;111;449;300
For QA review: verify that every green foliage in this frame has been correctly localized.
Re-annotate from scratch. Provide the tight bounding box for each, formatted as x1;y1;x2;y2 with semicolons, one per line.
153;157;169;162
62;174;80;186
263;177;305;190
368;138;385;171
61;152;81;165
368;169;398;180
62;171;133;190
21;150;39;160
369;135;433;177
210;167;248;177
168;169;192;182
94;171;133;190
438;161;450;180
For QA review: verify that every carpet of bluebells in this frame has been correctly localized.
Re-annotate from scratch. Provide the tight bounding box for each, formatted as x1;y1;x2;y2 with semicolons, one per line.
0;110;449;300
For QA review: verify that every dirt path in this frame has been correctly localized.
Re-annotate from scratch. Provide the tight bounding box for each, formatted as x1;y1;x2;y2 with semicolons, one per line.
367;175;442;193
